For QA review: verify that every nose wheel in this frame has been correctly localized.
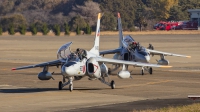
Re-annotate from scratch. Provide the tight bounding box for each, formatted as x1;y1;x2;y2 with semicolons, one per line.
110;80;115;89
58;81;63;90
149;67;153;75
141;68;144;75
58;77;74;92
69;84;73;92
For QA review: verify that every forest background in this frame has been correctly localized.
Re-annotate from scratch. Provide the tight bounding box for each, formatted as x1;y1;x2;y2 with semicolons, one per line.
0;0;199;35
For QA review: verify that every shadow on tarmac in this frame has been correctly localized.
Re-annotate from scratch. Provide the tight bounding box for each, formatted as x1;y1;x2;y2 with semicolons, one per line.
0;88;58;93
0;87;111;93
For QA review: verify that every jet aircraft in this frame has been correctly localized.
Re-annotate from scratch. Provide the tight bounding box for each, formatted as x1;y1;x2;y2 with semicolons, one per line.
12;13;171;92
100;13;191;75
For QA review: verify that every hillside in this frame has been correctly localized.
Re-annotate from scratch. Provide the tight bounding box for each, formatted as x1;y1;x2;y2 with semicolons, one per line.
0;0;199;31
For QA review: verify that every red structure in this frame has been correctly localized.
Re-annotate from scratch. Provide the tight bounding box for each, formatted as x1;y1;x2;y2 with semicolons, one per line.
154;21;198;30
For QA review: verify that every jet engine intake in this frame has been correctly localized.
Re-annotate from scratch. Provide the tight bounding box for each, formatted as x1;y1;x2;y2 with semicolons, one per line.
113;53;120;60
118;70;130;79
157;59;169;65
123;53;129;61
38;72;52;80
87;58;101;78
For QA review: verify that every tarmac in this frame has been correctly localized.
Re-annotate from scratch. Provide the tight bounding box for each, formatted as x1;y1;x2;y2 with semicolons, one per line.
0;34;200;111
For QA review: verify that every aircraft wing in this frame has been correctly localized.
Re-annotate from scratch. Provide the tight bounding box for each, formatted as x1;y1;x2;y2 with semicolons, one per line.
147;49;191;58
100;48;122;55
12;59;64;70
94;57;171;68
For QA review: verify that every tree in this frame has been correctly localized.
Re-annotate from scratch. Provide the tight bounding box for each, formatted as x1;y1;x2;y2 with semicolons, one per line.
0;25;2;35
19;24;26;35
69;16;87;31
135;4;147;31
30;24;37;35
76;25;81;35
0;14;27;31
168;6;186;21
41;23;49;35
69;1;101;26
146;0;178;20
54;24;60;36
0;1;14;15
101;12;117;31
96;0;138;30
8;24;15;35
64;23;70;35
85;24;91;34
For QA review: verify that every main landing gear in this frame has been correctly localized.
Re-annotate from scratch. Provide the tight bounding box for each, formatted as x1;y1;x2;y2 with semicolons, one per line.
58;76;73;92
98;74;115;89
141;67;153;75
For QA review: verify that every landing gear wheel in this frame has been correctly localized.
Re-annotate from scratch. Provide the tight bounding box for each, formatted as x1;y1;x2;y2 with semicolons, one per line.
58;81;63;90
141;69;144;75
110;80;115;89
69;84;73;92
149;67;153;75
108;68;111;74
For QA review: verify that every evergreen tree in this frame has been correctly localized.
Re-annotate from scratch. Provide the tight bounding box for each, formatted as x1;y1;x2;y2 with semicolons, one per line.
64;23;70;35
19;24;26;35
76;25;81;35
101;12;117;31
8;24;15;35
0;25;2;35
54;24;60;36
30;23;37;35
41;23;49;35
85;24;91;34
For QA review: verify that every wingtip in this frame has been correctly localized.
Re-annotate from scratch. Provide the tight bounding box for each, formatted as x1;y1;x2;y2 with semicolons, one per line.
11;68;16;71
161;66;173;68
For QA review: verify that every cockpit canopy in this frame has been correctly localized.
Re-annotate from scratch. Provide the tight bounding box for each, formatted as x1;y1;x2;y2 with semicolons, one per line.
122;35;136;51
123;35;135;43
136;46;148;56
57;42;72;59
67;53;80;62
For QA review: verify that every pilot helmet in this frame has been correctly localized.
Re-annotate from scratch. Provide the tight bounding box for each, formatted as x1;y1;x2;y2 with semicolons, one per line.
76;48;80;52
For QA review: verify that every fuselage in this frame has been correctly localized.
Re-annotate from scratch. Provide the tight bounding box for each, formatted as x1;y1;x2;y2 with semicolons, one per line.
61;50;103;77
121;35;150;63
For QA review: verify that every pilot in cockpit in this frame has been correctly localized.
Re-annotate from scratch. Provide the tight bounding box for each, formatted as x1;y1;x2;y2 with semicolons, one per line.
76;48;87;60
68;53;79;61
129;41;137;51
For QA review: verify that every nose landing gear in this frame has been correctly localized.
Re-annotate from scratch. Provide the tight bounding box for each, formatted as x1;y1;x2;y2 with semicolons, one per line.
58;76;74;92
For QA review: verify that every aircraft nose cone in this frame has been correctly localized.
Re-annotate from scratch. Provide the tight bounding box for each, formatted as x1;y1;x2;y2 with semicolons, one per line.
65;67;74;76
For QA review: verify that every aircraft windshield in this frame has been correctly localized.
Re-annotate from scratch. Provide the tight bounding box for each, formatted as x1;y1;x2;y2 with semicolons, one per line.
67;53;80;62
57;42;72;59
123;35;135;43
137;46;148;56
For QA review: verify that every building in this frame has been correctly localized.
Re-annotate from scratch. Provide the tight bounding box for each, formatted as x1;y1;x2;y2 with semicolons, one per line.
188;9;200;30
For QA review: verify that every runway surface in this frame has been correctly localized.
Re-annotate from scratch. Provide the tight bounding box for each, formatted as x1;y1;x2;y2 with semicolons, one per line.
0;34;200;111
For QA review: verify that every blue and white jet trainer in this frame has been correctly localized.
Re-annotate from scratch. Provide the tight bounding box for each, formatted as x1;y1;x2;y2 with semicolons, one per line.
12;13;171;92
100;13;191;75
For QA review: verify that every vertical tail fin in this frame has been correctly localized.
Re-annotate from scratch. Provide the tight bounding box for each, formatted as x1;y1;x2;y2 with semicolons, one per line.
118;12;123;47
90;13;101;56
